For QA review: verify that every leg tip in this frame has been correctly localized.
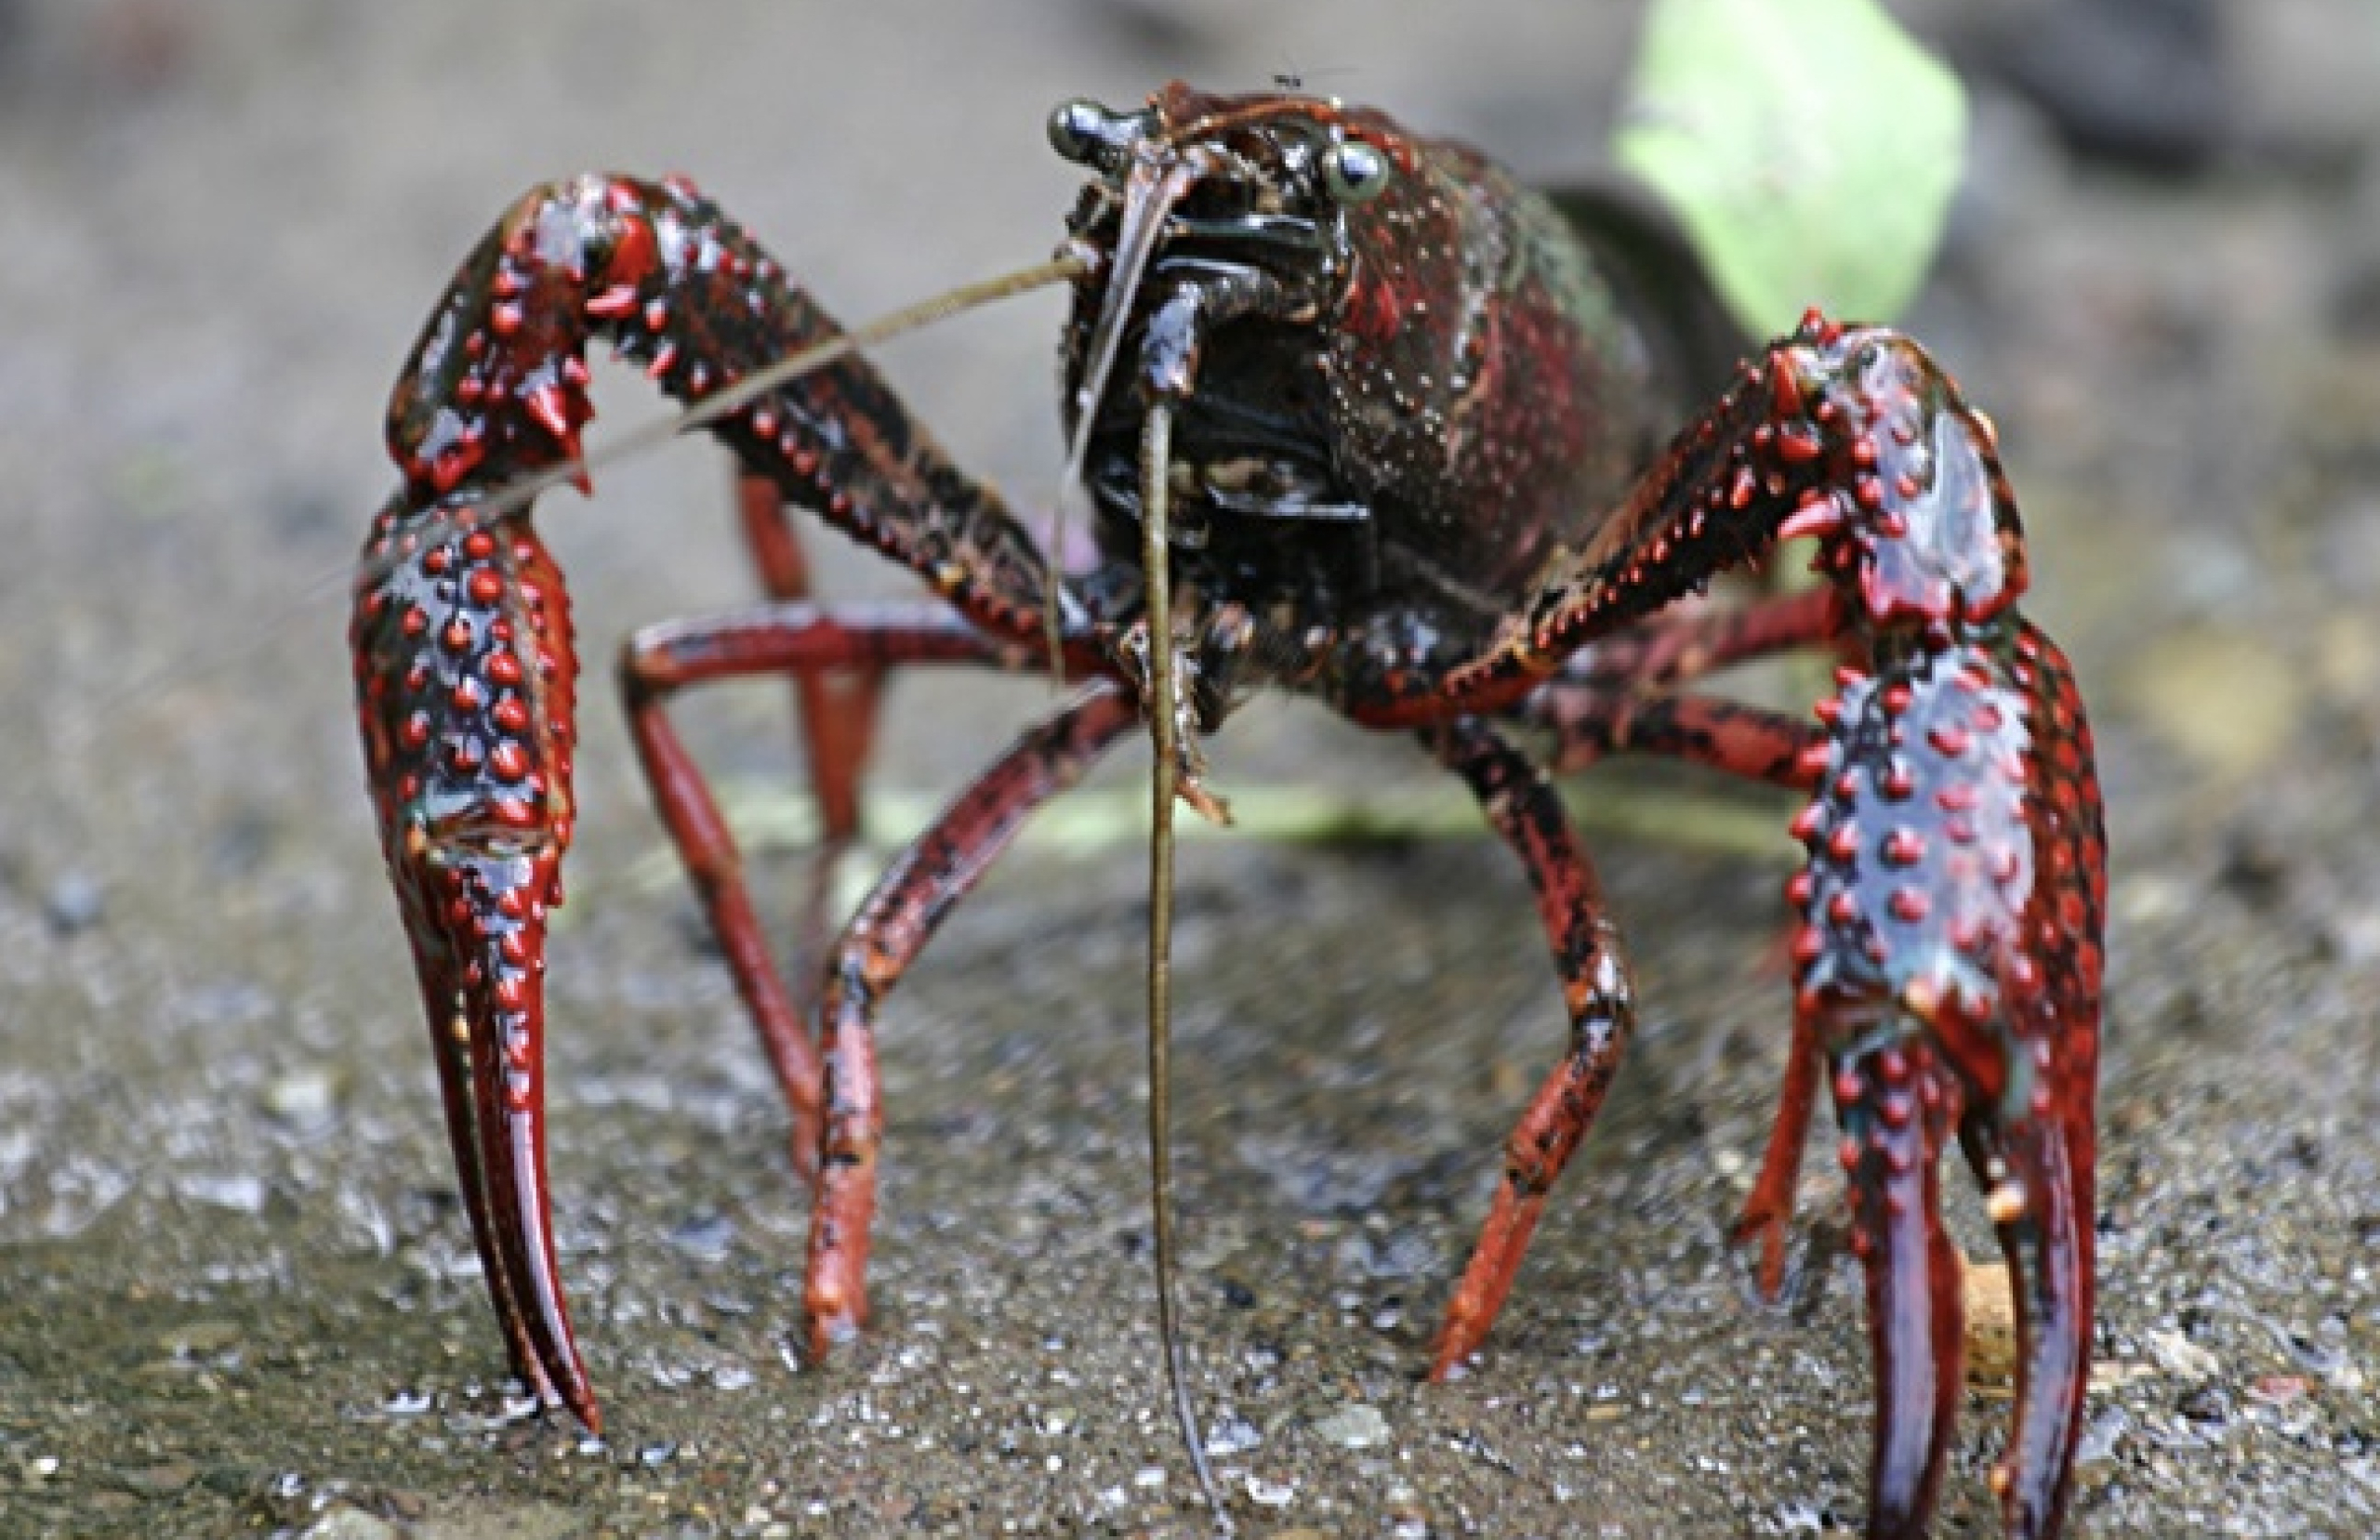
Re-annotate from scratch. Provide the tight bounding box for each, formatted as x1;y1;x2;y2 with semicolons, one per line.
1423;1328;1477;1384
805;1309;863;1362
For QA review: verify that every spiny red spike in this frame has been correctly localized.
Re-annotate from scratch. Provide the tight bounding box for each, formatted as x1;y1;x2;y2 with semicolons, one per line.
585;284;640;319
522;381;575;447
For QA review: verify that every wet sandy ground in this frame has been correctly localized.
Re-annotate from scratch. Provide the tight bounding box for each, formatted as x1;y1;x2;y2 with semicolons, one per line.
0;2;2375;1535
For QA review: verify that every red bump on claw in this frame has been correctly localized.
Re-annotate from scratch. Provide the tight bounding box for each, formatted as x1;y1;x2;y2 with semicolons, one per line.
523;381;575;447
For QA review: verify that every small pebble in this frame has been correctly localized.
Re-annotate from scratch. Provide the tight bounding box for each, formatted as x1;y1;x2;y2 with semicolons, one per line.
117;1460;198;1497
2178;1384;2232;1424
1312;1402;1391;1450
2076;1405;2129;1465
263;1067;344;1129
2146;1328;2220;1380
664;1212;734;1261
301;1510;402;1540
2249;1375;2307;1406
163;1321;242;1356
1205;1413;1261;1456
178;1175;267;1214
1962;1251;2017;1386
1244;1473;1295;1507
45;872;103;934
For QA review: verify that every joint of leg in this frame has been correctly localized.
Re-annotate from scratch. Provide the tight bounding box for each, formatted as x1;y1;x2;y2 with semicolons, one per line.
1501;1127;1567;1198
1565;989;1631;1054
616;633;681;704
822;952;878;1016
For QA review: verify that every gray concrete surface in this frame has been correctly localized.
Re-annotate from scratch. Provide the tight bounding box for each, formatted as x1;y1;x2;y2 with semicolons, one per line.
0;2;2374;1535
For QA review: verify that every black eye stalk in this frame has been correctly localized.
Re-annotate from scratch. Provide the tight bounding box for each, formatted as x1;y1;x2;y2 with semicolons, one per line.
1047;98;1143;175
1320;139;1391;205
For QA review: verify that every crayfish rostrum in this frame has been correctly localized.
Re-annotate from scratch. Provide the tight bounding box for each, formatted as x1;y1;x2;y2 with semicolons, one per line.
352;81;2106;1539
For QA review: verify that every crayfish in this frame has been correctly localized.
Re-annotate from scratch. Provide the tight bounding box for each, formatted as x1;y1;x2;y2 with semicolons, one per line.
352;82;2106;1538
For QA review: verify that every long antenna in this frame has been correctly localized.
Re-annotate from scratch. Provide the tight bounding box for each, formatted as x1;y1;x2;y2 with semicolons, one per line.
1139;401;1232;1534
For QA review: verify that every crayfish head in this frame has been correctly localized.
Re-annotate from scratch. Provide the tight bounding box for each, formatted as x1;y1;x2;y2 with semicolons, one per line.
1050;84;1427;624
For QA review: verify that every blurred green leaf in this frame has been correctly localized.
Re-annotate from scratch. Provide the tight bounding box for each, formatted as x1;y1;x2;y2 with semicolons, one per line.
1613;0;1968;337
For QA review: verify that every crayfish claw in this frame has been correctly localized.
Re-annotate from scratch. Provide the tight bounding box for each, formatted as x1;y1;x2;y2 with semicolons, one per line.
1784;609;2103;1535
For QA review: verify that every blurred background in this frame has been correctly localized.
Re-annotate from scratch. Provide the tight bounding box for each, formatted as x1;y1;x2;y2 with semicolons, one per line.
0;1;2373;1533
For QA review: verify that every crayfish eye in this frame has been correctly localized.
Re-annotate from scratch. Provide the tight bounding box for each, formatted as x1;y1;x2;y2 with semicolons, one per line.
1320;139;1392;204
1048;97;1124;168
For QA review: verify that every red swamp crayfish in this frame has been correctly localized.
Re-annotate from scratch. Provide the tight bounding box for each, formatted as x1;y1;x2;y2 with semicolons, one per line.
350;81;2106;1538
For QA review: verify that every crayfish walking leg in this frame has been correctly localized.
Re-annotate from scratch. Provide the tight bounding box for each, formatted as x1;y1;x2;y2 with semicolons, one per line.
619;599;1013;1175
729;472;891;1015
1421;718;1635;1378
625;607;1137;1353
